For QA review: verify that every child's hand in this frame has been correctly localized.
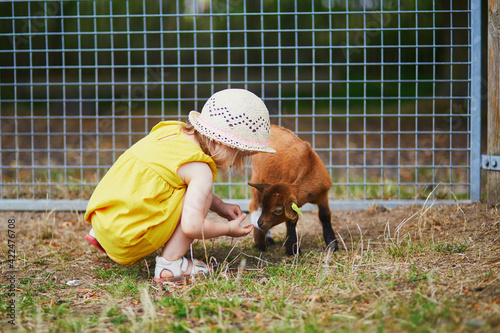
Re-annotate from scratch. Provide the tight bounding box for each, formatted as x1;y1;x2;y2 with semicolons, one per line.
216;202;242;221
227;213;254;238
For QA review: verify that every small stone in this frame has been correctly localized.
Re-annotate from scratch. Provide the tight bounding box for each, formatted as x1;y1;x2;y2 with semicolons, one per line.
66;280;81;287
464;318;486;329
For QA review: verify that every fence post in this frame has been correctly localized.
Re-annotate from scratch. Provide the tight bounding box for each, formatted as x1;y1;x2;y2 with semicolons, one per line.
487;0;500;204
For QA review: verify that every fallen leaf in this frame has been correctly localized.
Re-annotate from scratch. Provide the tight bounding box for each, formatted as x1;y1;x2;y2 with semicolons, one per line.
350;290;377;300
84;293;101;300
77;288;93;293
44;242;61;247
224;308;242;318
302;295;324;302
41;299;56;308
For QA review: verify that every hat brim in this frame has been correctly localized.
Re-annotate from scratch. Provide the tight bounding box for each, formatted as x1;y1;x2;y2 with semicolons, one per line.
189;111;276;153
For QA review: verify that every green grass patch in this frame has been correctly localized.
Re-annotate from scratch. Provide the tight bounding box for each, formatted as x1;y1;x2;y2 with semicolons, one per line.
433;242;468;254
386;236;427;259
4;204;499;332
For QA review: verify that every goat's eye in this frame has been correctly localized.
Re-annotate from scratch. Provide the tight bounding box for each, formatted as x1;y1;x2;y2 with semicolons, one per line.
273;208;283;215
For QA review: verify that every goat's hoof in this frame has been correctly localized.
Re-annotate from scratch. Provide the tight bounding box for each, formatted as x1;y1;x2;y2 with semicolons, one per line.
286;246;301;256
266;236;276;246
326;240;339;253
255;244;267;252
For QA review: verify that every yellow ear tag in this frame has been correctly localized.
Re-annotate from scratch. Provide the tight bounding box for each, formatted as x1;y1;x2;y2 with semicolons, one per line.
291;203;303;216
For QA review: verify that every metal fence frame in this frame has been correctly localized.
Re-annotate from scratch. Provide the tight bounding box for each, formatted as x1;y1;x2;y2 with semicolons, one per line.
0;0;482;211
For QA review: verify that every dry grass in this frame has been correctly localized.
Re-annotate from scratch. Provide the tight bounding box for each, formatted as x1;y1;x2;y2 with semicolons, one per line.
1;202;499;332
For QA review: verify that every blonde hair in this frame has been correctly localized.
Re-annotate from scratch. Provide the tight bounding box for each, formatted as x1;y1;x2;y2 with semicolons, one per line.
181;123;250;172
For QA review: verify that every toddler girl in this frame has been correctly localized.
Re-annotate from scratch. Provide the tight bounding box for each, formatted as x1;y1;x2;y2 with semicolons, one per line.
84;88;275;283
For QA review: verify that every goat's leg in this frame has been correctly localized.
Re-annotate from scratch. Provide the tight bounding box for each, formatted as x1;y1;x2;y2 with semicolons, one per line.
317;199;338;252
253;228;268;252
251;206;274;251
285;218;300;255
265;230;275;245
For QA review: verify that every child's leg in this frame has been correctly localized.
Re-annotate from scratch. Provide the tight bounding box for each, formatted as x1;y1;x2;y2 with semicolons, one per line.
157;219;199;279
155;195;209;282
161;220;193;261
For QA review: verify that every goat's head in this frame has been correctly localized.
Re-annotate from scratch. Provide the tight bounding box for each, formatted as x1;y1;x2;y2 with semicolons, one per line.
248;182;302;231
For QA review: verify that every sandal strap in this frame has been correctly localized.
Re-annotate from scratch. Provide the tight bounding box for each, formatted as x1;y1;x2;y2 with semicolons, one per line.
191;259;209;275
154;256;189;279
155;256;209;279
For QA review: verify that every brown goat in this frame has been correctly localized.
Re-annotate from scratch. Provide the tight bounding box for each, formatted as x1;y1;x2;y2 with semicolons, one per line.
248;124;338;255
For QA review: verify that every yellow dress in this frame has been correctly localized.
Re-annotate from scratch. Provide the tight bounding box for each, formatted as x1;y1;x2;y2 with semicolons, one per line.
84;121;217;265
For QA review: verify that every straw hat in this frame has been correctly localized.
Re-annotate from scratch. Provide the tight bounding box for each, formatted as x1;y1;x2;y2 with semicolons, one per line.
189;89;276;153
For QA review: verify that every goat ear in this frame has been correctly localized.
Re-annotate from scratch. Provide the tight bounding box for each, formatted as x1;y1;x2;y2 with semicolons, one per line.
248;183;270;193
285;201;301;220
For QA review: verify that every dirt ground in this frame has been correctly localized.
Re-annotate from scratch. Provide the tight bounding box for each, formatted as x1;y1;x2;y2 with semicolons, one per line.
1;202;500;330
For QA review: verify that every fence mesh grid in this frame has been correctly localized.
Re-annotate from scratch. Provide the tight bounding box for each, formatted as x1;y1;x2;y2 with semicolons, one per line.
0;0;481;210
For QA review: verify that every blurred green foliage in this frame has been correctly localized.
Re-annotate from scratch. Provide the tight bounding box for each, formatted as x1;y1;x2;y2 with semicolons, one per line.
0;0;470;116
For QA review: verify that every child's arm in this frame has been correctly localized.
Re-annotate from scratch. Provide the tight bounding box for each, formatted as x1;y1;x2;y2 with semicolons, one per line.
177;162;253;239
210;194;243;221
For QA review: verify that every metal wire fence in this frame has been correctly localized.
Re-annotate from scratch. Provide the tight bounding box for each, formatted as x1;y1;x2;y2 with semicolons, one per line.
0;0;482;211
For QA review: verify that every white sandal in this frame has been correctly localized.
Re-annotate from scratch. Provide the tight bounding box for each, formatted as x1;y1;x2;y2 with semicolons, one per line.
153;256;209;284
